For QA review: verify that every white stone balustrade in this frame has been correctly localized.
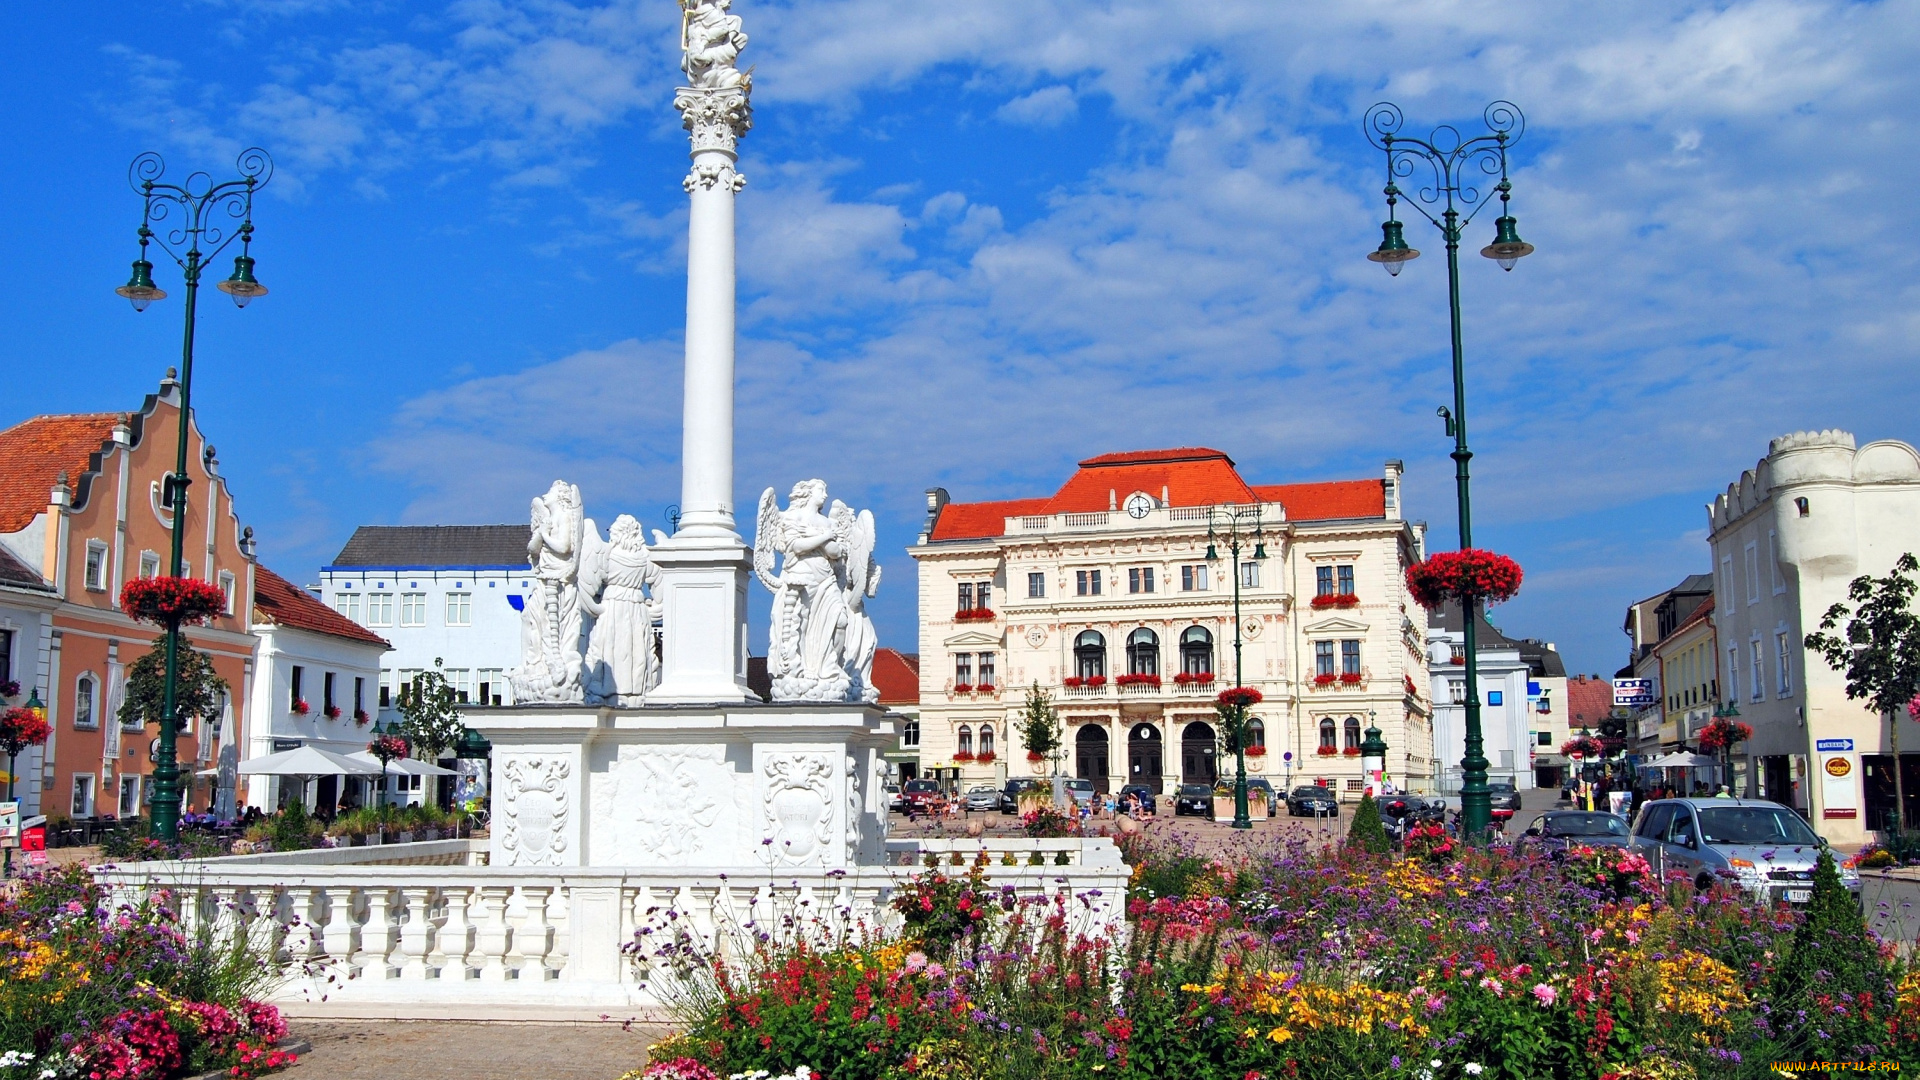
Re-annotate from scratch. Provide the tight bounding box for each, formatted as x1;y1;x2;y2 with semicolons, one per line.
94;839;1130;1020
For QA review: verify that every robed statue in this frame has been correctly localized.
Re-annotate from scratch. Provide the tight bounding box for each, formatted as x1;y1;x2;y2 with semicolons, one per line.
581;514;662;707
754;480;882;703
681;0;749;89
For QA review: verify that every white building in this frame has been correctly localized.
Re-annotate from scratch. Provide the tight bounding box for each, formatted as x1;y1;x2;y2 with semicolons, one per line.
1707;430;1920;844
1425;604;1569;792
907;448;1433;801
0;546;57;814
318;526;530;714
243;567;390;812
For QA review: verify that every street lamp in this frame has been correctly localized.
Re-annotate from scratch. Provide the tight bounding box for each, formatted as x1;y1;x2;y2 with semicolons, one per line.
1205;502;1270;830
1364;101;1532;841
117;148;272;842
1711;701;1741;793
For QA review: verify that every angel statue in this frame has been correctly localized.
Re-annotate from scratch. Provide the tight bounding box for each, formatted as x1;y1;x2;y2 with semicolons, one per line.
681;0;749;90
510;480;587;703
755;479;883;703
581;514;662;707
840;511;882;703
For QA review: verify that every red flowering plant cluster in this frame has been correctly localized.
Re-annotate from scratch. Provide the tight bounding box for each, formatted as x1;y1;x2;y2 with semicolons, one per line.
1019;804;1081;839
1316;745;1338;756
1697;717;1754;752
1403;820;1456;863
321;704;342;720
951;683;974;694
1562;734;1606;759
1115;673;1161;688
1244;745;1265;757
1171;671;1214;686
368;733;410;763
118;576;228;627
890;864;1000;960
1309;592;1361;610
1405;548;1524;611
0;705;51;758
1313;672;1339;687
352;709;372;726
953;607;997;623
0;679;19;699
1215;687;1263;710
974;751;996;763
1025;751;1045;763
952;751;975;763
1061;675;1106;689
290;700;310;717
1342;746;1362;757
975;683;996;694
1340;671;1363;685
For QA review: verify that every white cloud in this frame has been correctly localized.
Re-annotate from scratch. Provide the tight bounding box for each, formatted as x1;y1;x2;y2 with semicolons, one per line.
996;84;1078;127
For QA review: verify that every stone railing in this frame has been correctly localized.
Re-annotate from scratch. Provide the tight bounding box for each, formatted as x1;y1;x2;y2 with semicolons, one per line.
891;836;1126;869
94;839;1131;1021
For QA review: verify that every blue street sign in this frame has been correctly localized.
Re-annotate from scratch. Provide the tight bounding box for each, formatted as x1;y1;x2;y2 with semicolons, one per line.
1815;739;1854;752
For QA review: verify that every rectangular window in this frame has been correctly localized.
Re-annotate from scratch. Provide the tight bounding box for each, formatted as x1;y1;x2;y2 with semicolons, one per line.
1537;730;1552;747
364;593;394;627
958;582;974;611
1727;647;1739;705
1744;542;1760;604
445;591;472;626
954;654;972;686
1721;554;1735;611
1750;640;1764;702
1384;478;1397;512
400;592;427;627
118;775;140;818
1337;565;1355;595
1128;568;1155;594
354;677;365;716
139;551;161;579
84;541;108;591
0;629;10;689
977;582;992;609
1769;531;1786;594
335;593;361;622
1488;690;1504;706
1314;641;1335;678
478;668;505;705
1316;566;1334;596
323;672;336;713
445;668;472;703
218;571;236;615
73;675;96;729
1240;562;1259;588
1776;632;1792;696
900;717;920;748
1344;779;1365;793
398;669;423;705
1028;572;1045;598
1181;565;1208;591
1075;570;1102;596
71;774;96;818
1450;679;1466;705
379;669;393;707
1340;639;1361;677
290;666;304;711
978;653;996;687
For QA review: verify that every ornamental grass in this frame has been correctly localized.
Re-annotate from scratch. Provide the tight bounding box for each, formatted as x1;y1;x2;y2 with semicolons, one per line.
0;865;303;1080
634;832;1920;1080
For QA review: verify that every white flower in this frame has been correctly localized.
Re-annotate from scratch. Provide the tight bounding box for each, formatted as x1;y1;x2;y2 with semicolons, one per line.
1465;1066;1484;1076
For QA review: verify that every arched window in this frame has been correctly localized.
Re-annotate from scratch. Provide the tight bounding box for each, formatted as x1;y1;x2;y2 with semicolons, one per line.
957;725;973;756
74;674;97;729
979;724;995;756
1318;717;1336;750
1074;630;1107;679
1246;717;1266;751
1180;626;1213;676
1344;716;1362;750
1127;628;1159;676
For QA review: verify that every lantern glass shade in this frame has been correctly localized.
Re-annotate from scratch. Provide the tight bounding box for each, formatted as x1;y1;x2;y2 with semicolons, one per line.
116;259;166;312
1368;219;1420;276
216;254;268;308
1480;215;1534;270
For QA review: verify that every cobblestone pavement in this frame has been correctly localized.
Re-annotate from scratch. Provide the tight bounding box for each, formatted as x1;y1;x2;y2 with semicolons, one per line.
284;1021;666;1080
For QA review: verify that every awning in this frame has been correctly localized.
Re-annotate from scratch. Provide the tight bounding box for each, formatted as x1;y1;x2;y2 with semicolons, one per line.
236;746;382;778
1642;751;1717;769
344;751;456;778
1531;753;1570;766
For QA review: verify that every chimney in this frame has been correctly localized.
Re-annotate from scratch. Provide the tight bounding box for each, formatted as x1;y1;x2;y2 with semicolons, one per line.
1383;460;1403;521
917;488;949;545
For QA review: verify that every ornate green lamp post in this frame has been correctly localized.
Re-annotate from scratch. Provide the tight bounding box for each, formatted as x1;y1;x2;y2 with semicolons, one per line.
116;148;272;841
1363;102;1533;840
1206;503;1270;830
1360;712;1389;797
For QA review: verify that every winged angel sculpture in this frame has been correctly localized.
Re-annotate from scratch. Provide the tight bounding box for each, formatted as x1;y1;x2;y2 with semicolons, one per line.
754;480;882;703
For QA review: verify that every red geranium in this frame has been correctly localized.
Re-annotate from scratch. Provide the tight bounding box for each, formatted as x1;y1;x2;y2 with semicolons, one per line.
322;704;342;720
0;706;51;756
952;684;974;694
1062;676;1084;688
1340;672;1363;685
1342;746;1362;756
1116;673;1162;688
1245;745;1266;757
291;699;310;716
119;575;228;626
1173;671;1214;685
1697;717;1754;752
1026;751;1045;763
1216;686;1263;709
975;751;996;763
953;751;975;763
1313;673;1338;687
369;733;410;761
1083;675;1107;688
1562;735;1605;758
1405;549;1524;611
353;709;371;726
1310;593;1361;609
976;683;997;693
1315;746;1338;756
953;608;997;623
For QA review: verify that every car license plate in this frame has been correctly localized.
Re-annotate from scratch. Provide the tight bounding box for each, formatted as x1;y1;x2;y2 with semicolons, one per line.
1785;888;1811;904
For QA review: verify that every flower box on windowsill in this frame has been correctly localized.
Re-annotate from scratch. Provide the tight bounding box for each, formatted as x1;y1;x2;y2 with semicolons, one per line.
975;751;996;763
1063;676;1106;690
1342;746;1362;757
1315;746;1338;756
322;705;342;720
953;608;997;623
1115;673;1161;688
952;684;974;694
1172;672;1215;686
953;751;975;763
1245;745;1266;757
1310;593;1361;610
1340;673;1363;686
1312;674;1338;688
291;700;311;716
353;709;371;726
975;684;997;695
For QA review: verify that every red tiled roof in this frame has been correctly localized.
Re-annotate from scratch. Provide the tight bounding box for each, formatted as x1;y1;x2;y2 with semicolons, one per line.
1566;674;1614;731
252;566;391;648
928;449;1386;541
873;648;920;705
0;413;123;532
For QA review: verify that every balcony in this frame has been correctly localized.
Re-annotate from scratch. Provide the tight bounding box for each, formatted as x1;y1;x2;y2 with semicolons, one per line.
1309;672;1370;692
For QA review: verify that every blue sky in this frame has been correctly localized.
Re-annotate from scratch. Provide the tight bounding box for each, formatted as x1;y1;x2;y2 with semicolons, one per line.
2;0;1916;677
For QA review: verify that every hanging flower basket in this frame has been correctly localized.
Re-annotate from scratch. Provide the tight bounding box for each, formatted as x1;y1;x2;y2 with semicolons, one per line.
1245;745;1266;757
1405;549;1524;611
0;706;51;756
1697;718;1753;752
1216;687;1263;710
353;709;372;726
1310;593;1361;610
369;733;410;761
119;575;228;626
1561;735;1605;758
0;680;18;700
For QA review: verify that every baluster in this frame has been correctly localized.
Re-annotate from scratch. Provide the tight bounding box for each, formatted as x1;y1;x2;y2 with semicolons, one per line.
474;885;515;984
514;886;554;980
320;885;361;977
431;885;474;981
545;885;570;979
397;885;436;980
361;886;399;980
282;886;319;969
210;885;243;951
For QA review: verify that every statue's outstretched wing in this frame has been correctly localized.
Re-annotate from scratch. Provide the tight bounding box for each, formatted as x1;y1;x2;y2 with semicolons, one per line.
651;529;670;547
527;495;548;560
578;519;609;614
850;508;878;598
752;487;781;592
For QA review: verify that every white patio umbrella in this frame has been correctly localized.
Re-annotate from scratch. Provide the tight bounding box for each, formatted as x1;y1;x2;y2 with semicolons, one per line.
1642;751;1717;769
343;751;456;777
237;746;381;807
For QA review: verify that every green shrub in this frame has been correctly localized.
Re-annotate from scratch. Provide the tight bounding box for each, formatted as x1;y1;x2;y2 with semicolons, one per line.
1345;792;1390;855
1765;850;1901;1060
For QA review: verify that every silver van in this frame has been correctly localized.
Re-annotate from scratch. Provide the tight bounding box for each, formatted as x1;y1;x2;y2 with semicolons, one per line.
1629;798;1860;905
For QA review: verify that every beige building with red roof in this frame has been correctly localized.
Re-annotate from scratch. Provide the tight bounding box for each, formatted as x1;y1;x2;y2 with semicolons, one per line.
908;448;1434;800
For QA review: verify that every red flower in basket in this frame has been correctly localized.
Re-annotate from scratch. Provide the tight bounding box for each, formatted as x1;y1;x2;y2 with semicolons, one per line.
119;575;228;626
1216;686;1263;709
1342;746;1362;756
952;684;973;694
0;706;51;756
1697;717;1754;752
1340;672;1363;685
353;709;372;726
1561;735;1605;758
322;705;342;720
369;733;410;762
1026;751;1045;763
1084;676;1107;688
1405;549;1523;611
1245;745;1266;757
953;750;975;763
1063;676;1084;688
1310;593;1361;610
291;700;310;716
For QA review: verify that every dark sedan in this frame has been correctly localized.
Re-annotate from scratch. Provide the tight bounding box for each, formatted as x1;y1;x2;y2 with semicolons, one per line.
1119;784;1157;815
1174;784;1214;817
1516;811;1631;855
1001;777;1044;814
1286;786;1339;817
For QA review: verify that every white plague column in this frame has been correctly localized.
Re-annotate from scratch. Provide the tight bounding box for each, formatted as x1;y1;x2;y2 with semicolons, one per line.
650;0;755;703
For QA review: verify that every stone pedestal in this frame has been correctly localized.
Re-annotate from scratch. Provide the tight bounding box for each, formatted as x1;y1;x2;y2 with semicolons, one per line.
648;535;754;703
475;702;894;869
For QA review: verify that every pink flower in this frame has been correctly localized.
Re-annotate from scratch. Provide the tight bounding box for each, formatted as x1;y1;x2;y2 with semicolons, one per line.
1478;976;1503;996
1531;983;1557;1006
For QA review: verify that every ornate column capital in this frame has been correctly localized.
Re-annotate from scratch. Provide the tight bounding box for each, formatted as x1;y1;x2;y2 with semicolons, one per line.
676;86;752;192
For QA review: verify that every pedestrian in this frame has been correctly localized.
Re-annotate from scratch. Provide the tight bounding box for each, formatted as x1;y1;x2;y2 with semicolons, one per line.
1714;785;1732;799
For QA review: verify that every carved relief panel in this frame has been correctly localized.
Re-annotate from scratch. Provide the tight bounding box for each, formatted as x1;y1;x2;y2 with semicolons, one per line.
499;755;574;866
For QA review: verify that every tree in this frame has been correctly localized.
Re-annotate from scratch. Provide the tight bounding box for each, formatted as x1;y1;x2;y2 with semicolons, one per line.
1766;850;1899;1060
1804;553;1920;835
397;658;466;801
119;634;230;730
1016;684;1062;773
1346;792;1391;855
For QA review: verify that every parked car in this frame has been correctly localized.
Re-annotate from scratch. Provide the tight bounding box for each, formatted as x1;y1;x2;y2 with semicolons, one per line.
1487;782;1522;821
1245;778;1278;816
1118;784;1157;815
885;783;903;813
901;778;943;815
1001;777;1044;814
1515;811;1631;856
964;785;1002;813
1628;798;1861;905
1174;783;1214;817
1063;778;1096;809
1286;785;1339;817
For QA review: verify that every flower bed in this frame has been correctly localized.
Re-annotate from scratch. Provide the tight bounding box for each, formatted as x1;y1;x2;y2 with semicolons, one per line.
0;866;302;1079
634;830;1919;1079
118;576;228;627
1309;592;1361;609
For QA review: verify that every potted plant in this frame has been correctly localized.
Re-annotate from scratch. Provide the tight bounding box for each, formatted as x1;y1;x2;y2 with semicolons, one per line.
1313;673;1338;687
